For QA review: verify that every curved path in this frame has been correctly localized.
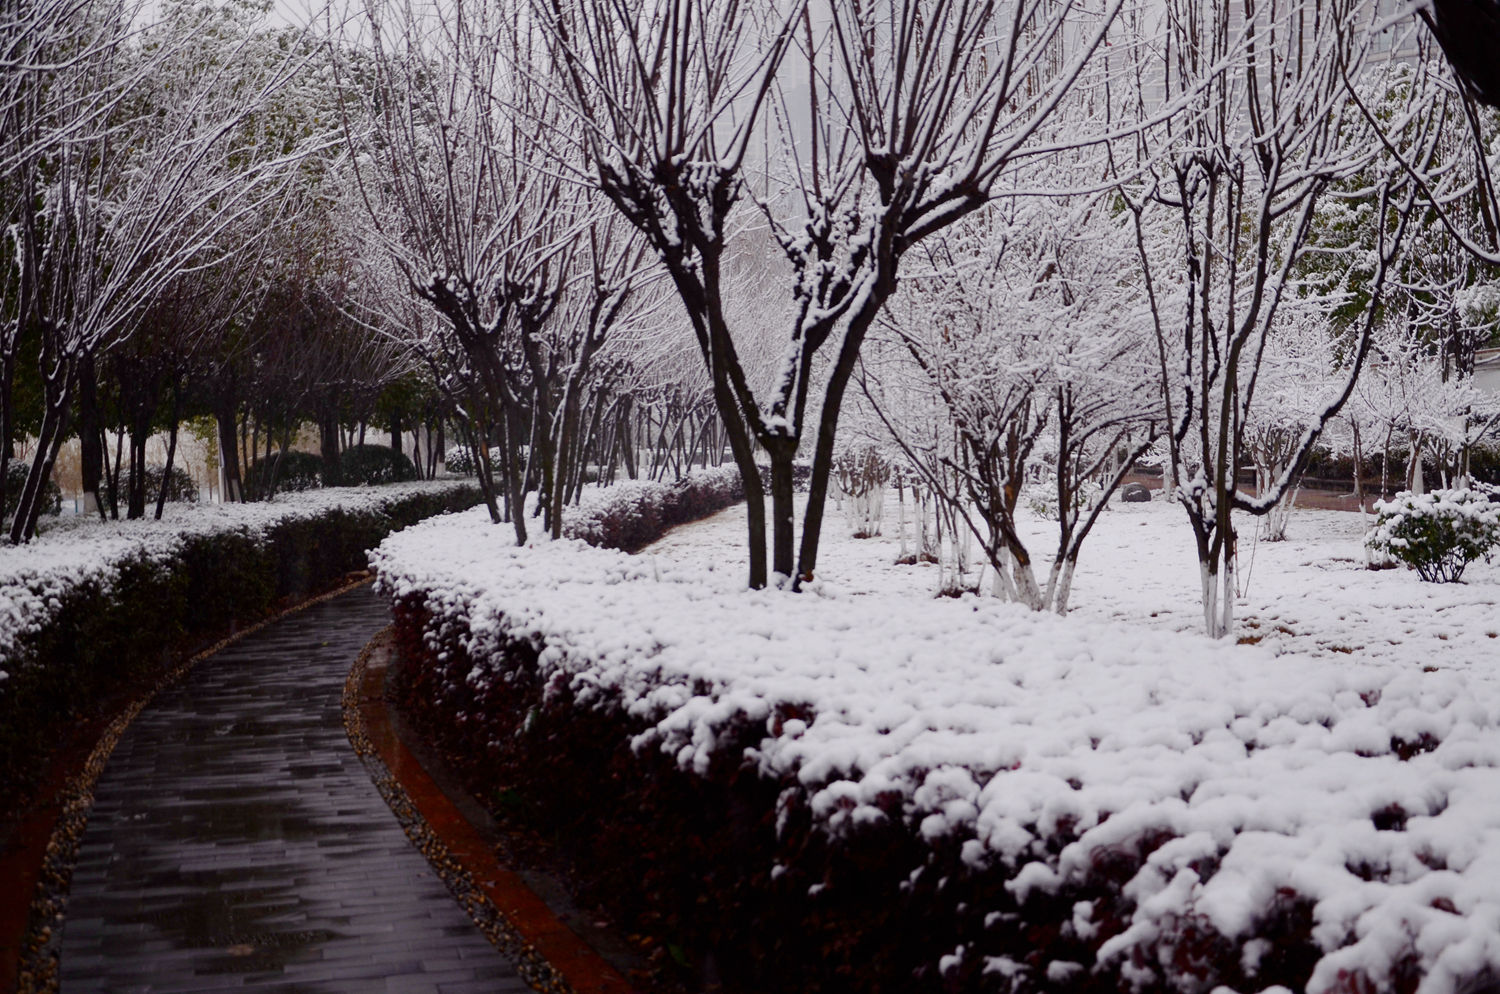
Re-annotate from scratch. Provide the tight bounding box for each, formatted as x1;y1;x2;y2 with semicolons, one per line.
57;587;531;994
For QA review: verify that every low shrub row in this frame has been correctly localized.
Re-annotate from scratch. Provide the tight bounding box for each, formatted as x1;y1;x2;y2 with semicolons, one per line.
385;610;904;993
561;465;743;552
373;512;1500;994
386;598;1299;994
0;482;481;811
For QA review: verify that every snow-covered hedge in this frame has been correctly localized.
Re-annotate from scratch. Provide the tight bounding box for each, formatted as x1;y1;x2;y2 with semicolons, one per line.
375;512;1500;994
444;444;505;476
561;465;742;551
0;481;481;805
1366;489;1500;582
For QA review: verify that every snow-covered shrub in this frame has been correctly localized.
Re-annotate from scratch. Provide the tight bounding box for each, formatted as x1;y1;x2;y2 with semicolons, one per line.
143;465;198;503
3;461;62;521
444;445;474;474
1364;488;1500;582
1026;477;1102;520
340;443;419;486
0;481;481;810
562;465;743;551
443;444;505;476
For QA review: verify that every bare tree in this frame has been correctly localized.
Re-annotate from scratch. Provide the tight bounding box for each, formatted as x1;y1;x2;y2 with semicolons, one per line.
861;191;1159;613
543;0;1124;588
5;0;321;541
344;0;655;541
1116;0;1438;636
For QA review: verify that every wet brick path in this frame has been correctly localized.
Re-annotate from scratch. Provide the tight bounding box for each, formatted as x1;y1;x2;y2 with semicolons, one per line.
58;587;530;994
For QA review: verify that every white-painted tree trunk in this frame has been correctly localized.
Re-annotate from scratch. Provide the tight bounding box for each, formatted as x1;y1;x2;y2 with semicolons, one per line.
1409;446;1426;495
1010;557;1045;611
1053;559;1077;616
1220;550;1235;637
897;485;908;559
1199;549;1236;638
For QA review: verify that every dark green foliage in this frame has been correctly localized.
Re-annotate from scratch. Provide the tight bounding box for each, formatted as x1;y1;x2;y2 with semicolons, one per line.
339;444;419;486
1468;446;1500;486
3;461;63;522
0;485;482;815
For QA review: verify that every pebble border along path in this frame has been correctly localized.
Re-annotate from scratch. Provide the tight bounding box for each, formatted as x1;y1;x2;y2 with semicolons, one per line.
51;585;536;994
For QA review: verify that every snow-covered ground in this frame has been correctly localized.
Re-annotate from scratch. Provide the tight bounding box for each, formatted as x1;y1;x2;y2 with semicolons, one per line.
374;489;1500;993
646;493;1500;668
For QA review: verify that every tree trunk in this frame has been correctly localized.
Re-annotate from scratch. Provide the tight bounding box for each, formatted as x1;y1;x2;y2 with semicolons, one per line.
107;428;124;519
1053;558;1078;616
155;378;183;520
767;444;796;581
794;294;888;587
9;361;73;543
0;340;14;524
9;418;65;543
217;409;243;503
462;418;503;525
78;357;105;518
126;427;148;519
1199;560;1222;638
493;412;528;543
320;408;342;487
1352;422;1364;510
619;401;636;479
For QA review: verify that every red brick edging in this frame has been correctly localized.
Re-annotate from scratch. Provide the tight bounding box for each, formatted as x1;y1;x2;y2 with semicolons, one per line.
353;637;637;994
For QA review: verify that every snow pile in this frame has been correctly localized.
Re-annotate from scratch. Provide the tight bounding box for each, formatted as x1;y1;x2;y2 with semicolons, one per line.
0;480;472;684
374;508;1500;993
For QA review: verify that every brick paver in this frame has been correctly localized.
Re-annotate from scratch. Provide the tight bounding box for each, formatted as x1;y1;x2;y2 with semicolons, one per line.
58;587;531;993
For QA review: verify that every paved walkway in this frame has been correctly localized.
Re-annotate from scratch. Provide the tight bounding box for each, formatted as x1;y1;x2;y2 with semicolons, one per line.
58;587;531;994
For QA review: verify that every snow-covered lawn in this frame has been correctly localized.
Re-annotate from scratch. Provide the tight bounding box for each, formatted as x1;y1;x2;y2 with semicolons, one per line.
645;494;1500;668
375;491;1500;993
